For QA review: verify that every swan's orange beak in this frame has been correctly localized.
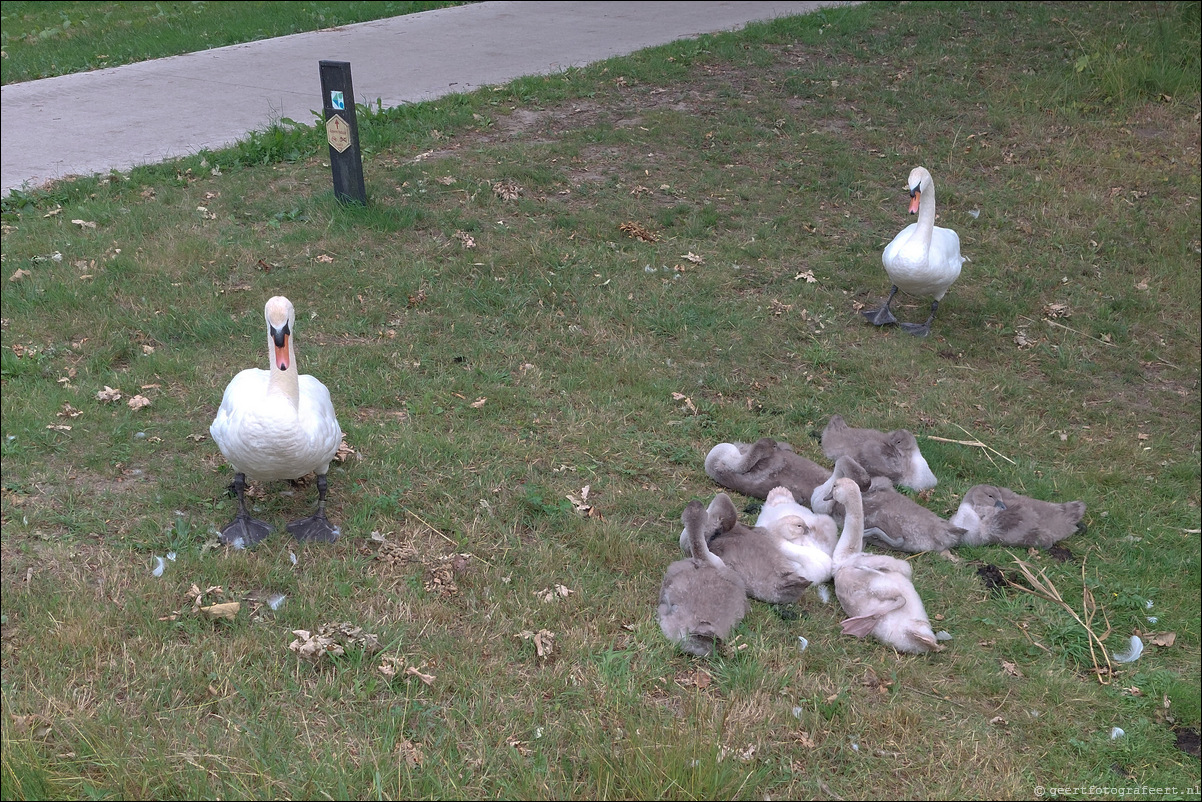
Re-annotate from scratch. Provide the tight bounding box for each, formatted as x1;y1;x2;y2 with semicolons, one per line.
275;336;290;371
271;322;291;371
908;189;920;214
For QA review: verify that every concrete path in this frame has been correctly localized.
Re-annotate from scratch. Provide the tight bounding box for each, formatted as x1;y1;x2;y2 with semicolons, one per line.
0;1;849;196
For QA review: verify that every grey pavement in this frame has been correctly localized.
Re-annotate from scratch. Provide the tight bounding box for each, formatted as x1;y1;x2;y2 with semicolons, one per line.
1;1;849;196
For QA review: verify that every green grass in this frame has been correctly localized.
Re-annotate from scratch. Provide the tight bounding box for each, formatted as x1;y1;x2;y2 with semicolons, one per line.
0;0;475;85
2;1;1201;799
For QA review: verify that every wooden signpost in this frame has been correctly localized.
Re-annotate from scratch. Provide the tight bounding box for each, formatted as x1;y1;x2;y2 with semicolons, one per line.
319;60;367;205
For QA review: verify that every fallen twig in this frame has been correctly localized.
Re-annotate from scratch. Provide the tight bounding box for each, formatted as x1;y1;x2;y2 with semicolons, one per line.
1005;552;1113;684
924;424;1016;466
1016;623;1052;655
400;504;492;566
1020;314;1118;348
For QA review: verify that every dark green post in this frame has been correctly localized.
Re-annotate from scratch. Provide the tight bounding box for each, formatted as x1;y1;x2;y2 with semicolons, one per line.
319;60;367;205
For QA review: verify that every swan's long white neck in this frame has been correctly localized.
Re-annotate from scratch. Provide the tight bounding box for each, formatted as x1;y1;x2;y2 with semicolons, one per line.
914;174;936;249
832;483;866;565
266;323;300;407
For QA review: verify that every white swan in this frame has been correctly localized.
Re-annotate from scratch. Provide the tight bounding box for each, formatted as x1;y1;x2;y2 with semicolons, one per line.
210;296;343;546
864;166;966;337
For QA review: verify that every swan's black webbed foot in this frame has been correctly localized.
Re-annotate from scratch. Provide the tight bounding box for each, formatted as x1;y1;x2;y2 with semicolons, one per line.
220;513;274;549
221;472;273;547
287;474;339;542
900;301;938;337
863;285;900;326
287;512;340;543
863;304;898;326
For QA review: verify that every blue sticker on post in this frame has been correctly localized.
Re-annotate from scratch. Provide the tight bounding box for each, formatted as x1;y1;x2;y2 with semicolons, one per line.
330;90;345;110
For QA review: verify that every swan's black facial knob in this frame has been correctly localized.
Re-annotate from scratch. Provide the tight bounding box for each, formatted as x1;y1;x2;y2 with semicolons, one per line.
272;321;290;348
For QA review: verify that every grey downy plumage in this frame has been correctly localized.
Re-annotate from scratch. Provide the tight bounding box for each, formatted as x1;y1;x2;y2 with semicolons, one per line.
950;484;1086;548
820;414;937;492
704;437;832;503
659;500;750;657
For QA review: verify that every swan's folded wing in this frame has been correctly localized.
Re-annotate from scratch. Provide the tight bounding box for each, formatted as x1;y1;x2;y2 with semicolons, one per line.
839;592;906;638
840;614;882;638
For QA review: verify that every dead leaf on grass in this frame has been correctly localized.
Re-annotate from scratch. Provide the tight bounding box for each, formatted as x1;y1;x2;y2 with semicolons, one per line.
127;394;151;410
454;230;476;248
619;221;659;242
671;392;697;414
96;386;122;402
314;254;335;263
289;629;345;660
9;714;53;739
675;669;712;689
535;631;554;658
1001;660;1024;678
1144;631;1176;648
9;269;32;282
680;252;705;264
198;601;240;621
566;485;602;519
289;623;381;661
406;666;437;685
395;737;425;767
508;738;534;757
378;655;404;678
793;269;817;283
534;584;574;603
71;219;97;229
493;180;522;201
334;437;357;462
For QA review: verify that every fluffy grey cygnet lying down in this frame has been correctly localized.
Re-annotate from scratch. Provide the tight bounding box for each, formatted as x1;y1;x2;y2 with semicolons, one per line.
827;478;941;654
950;484;1086;549
659;500;750;657
812;455;965;553
678;492;813;604
820;414;938;492
704;437;832;503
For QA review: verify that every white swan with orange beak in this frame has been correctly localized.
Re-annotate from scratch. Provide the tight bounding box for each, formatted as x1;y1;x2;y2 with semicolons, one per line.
210;296;343;546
